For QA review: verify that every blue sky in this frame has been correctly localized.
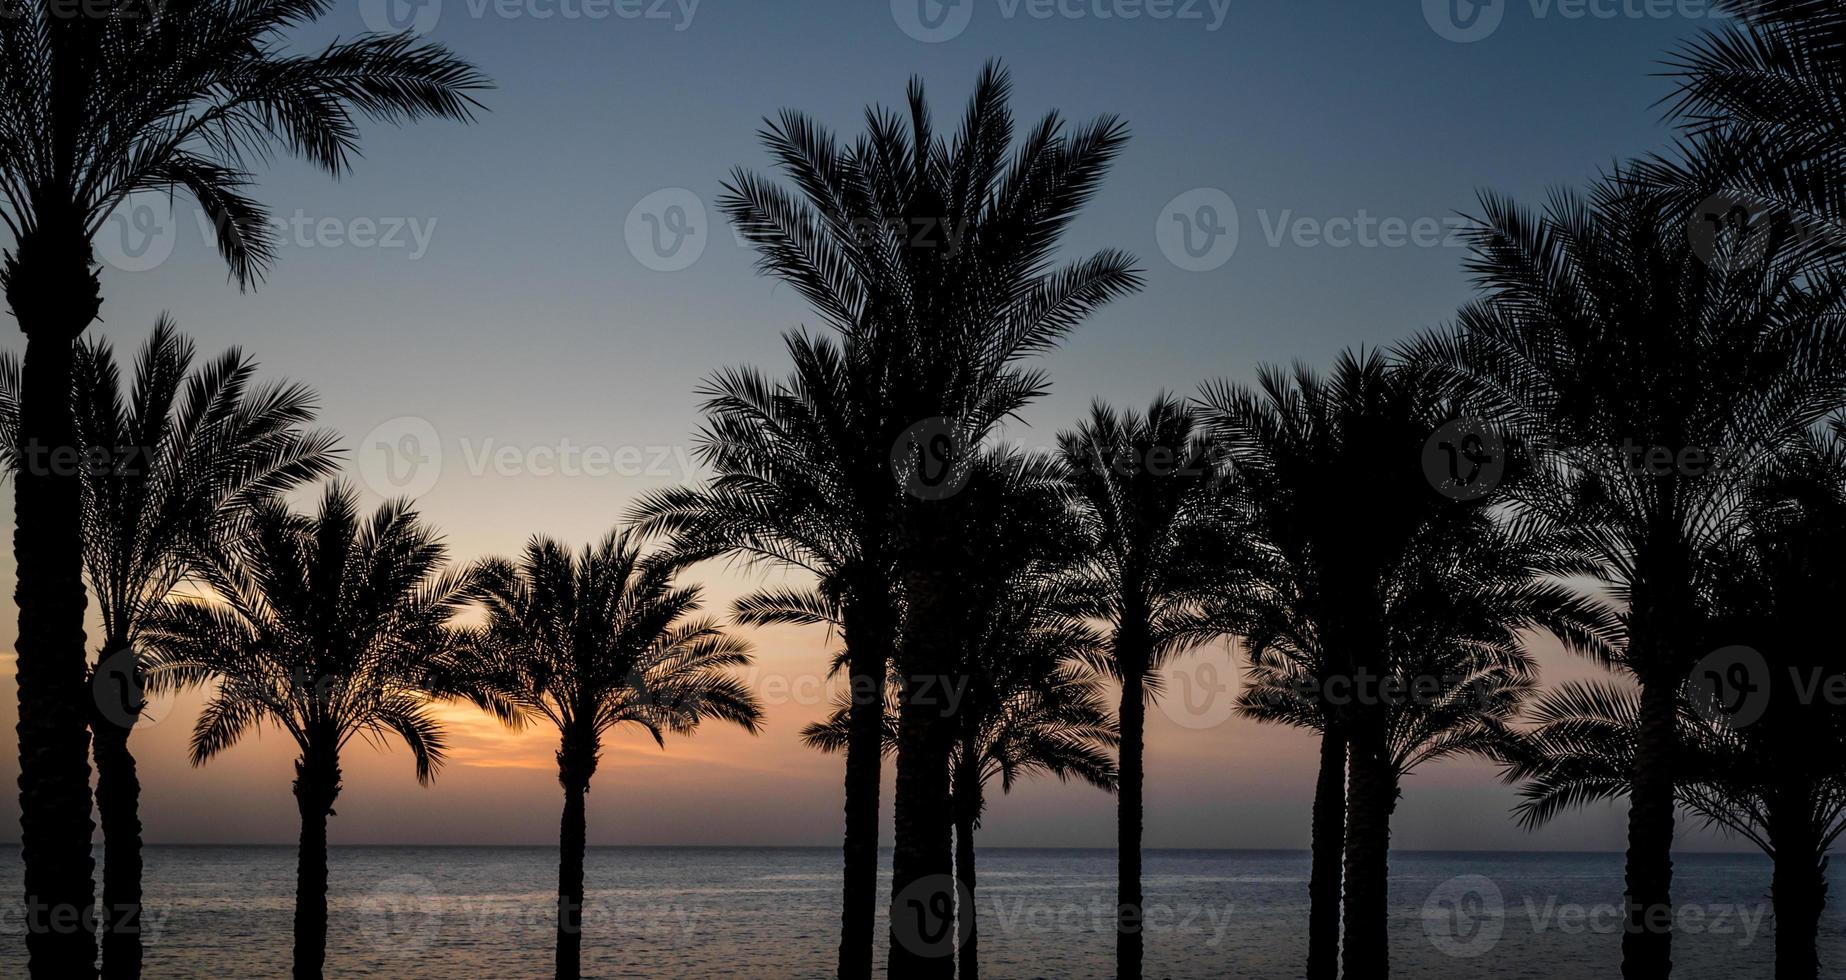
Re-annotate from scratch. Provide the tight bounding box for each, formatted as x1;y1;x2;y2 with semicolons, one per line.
0;0;1750;849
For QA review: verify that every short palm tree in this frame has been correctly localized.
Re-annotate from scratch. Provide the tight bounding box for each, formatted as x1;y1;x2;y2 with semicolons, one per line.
1204;353;1453;980
0;319;338;978
1237;515;1619;959
1057;396;1236;980
1503;678;1846;980
0;9;486;973
1408;178;1846;979
137;484;474;980
629;331;900;980
718;60;1139;980
466;531;764;980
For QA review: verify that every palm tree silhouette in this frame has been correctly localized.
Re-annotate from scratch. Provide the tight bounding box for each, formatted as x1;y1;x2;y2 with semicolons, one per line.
629;331;900;980
1200;351;1614;978
1237;511;1619;958
0;319;338;978
136;484;474;980
1642;0;1846;258
465;532;764;980
0;9;486;973
941;450;1116;980
800;450;1119;980
717;60;1139;980
1409;179;1846;980
1057;397;1236;980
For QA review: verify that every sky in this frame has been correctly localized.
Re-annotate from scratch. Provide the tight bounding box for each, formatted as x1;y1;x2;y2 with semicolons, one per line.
0;0;1753;850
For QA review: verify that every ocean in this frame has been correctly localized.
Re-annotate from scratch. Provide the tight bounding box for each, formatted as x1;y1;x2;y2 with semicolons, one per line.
0;846;1830;977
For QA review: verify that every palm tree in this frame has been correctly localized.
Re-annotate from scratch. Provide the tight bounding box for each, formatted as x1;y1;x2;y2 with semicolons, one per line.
718;60;1139;980
1202;353;1463;980
1641;0;1846;258
1685;422;1846;978
1057;396;1235;980
1236;514;1620;967
464;531;765;980
1408;179;1846;980
0;9;486;973
938;450;1113;980
1502;676;1846;980
629;331;900;980
0;319;338;979
804;667;1116;980
800;449;1118;980
136;484;474;980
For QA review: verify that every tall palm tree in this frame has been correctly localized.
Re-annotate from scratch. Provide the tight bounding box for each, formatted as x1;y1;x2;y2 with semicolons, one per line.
718;60;1139;980
629;331;900;980
136;484;474;980
1408;179;1846;980
1057;396;1235;980
0;9;486;973
0;319;338;979
464;531;764;980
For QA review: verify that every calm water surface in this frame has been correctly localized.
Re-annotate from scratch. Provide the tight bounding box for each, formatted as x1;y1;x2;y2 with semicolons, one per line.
0;847;1831;977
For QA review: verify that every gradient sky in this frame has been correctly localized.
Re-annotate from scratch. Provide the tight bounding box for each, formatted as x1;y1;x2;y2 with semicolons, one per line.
0;0;1750;850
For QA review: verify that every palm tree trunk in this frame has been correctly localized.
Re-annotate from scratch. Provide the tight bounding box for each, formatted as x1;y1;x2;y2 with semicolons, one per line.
556;772;589;980
838;597;891;980
889;527;960;980
91;705;143;980
1117;663;1146;980
1307;726;1346;980
291;752;342;980
1622;674;1678;980
954;740;981;980
8;235;102;977
889;668;958;979
1341;721;1394;980
1767;790;1826;980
